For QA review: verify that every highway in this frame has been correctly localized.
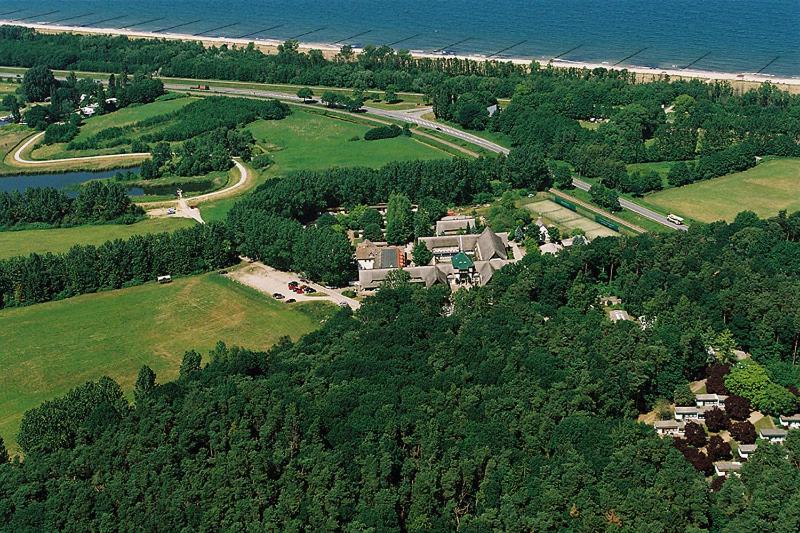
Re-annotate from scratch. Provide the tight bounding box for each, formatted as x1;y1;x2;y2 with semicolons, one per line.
164;83;688;232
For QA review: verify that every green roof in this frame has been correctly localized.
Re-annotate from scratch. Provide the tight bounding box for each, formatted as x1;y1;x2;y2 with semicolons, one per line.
451;252;474;270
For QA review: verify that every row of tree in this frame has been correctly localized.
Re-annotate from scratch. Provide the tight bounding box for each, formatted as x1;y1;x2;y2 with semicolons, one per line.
0;223;236;307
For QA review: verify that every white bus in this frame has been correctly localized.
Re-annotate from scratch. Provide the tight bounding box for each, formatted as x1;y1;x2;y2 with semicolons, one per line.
667;214;684;225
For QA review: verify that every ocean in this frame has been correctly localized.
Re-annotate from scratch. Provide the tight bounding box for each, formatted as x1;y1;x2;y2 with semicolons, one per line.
1;0;799;77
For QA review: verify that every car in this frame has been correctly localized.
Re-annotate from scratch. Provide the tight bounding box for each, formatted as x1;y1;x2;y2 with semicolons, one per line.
286;298;296;303
299;278;310;284
294;288;304;294
166;207;176;215
288;281;299;287
304;287;317;294
338;302;350;308
272;293;285;300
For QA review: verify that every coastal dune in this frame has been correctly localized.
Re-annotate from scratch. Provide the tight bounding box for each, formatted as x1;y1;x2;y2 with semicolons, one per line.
2;20;799;94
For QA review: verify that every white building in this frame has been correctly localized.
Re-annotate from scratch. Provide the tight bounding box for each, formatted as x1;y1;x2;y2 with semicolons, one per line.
695;394;728;408
654;420;685;438
737;444;757;460
779;414;800;429
759;428;788;444
714;462;742;477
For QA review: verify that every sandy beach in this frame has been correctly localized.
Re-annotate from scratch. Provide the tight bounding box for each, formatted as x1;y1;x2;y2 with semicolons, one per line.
3;20;799;93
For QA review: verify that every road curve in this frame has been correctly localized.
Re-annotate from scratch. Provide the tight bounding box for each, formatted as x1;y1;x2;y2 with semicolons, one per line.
167;83;686;232
14;131;149;164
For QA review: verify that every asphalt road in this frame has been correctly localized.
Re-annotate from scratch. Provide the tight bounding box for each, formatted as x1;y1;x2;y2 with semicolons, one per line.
165;83;688;232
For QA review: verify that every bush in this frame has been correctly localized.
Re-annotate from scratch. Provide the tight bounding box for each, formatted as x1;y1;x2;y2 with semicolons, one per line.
43;122;78;144
673;383;696;407
364;124;402;141
251;153;273;169
341;289;357;298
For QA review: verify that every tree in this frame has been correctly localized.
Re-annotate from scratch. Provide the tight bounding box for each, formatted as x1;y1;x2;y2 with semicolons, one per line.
729;421;756;444
297;87;314;103
506;146;550;190
22;65;57;102
707;435;732;461
0;436;8;464
667;161;696;187
704;407;728;433
384;85;399;104
384;192;413;245
412;241;433;266
2;94;20;122
23;105;50;130
705;364;730;395
134;365;156;402
589;183;621;211
724;395;751;421
362;222;383;242
321;90;340;108
179;350;202;379
684;421;707;447
707;329;738;364
726;360;798;416
673;383;696;407
453;95;489;130
549;161;574;190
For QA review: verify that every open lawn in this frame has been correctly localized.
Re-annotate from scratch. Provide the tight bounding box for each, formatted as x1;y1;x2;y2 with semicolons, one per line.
646;157;800;222
0;273;336;450
200;109;449;221
0;217;196;259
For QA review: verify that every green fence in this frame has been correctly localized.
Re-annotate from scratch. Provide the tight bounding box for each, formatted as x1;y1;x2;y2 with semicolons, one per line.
554;196;577;211
595;215;620;231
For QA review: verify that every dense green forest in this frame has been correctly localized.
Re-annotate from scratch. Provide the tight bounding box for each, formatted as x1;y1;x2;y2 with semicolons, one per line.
0;181;143;229
1;212;799;530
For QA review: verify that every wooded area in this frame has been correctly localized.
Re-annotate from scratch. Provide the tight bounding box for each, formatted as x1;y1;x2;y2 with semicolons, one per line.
0;212;798;529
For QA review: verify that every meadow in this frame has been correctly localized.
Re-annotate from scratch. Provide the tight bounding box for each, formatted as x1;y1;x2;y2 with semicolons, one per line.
200;108;450;221
645;157;800;222
0;217;196;259
0;273;335;450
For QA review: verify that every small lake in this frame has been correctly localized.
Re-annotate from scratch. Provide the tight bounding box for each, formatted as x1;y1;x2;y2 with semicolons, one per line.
0;168;143;196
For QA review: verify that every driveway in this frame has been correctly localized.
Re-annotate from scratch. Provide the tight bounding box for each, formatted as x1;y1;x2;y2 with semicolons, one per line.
227;262;361;310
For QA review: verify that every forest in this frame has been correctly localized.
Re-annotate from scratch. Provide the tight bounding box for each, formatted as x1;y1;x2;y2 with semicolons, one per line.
0;211;798;530
0;181;143;229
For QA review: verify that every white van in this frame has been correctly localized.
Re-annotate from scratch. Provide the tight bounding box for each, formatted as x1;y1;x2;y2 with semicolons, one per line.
667;214;684;225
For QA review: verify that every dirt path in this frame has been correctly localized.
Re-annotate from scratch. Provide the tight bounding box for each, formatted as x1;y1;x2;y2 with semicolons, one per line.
13;131;149;165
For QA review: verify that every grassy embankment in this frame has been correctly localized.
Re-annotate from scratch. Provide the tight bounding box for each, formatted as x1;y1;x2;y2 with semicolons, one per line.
0;272;336;451
200;107;452;221
645;157;800;223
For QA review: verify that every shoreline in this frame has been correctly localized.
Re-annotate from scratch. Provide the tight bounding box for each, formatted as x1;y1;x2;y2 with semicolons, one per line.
2;20;800;91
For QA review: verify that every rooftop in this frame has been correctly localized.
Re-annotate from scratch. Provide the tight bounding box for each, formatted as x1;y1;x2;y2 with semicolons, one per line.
715;462;742;472
759;428;788;437
451;252;474;271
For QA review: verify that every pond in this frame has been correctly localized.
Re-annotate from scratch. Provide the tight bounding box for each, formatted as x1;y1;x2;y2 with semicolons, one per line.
0;168;143;196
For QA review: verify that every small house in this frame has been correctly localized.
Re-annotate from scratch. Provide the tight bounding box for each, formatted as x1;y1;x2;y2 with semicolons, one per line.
695;393;728;408
714;461;742;477
759;428;788;444
779;414;800;429
654;420;685;437
674;406;700;421
737;444;757;460
435;215;476;236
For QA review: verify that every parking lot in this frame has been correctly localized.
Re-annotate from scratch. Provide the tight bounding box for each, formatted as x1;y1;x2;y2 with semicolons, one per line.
227;262;361;309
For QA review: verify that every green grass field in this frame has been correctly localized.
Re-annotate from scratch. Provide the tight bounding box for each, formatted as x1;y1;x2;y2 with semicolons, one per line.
646;157;800;222
0;273;335;450
0;218;196;259
200;109;450;221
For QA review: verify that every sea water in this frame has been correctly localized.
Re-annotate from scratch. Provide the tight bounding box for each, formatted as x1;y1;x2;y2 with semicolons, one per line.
1;0;798;76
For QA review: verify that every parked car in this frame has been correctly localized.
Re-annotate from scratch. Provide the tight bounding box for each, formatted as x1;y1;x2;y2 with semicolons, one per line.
286;298;296;303
166;207;176;215
288;281;299;288
304;287;317;294
338;302;350;308
299;278;310;284
272;293;285;300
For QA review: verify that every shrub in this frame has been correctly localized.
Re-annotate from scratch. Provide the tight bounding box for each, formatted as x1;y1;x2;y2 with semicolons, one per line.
364;124;402;141
44;122;78;144
673;383;695;407
251;153;273;169
342;289;357;298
